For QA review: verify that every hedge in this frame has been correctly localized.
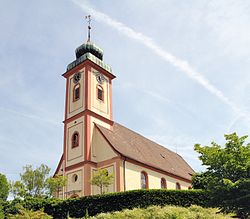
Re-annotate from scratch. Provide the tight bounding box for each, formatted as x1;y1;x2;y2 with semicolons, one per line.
46;189;210;218
3;189;210;218
2;197;50;216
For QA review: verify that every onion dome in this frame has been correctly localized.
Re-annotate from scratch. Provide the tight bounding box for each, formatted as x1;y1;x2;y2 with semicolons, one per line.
75;41;103;60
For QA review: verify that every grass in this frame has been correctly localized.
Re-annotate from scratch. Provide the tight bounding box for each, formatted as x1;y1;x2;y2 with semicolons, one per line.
88;205;233;219
6;204;234;219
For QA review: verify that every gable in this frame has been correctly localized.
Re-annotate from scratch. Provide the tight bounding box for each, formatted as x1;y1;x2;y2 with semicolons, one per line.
91;125;118;162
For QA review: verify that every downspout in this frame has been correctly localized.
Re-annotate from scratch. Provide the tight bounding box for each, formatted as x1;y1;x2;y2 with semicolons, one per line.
123;157;126;191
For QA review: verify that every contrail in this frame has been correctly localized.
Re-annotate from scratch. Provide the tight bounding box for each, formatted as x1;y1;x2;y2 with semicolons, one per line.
0;107;59;126
72;0;248;118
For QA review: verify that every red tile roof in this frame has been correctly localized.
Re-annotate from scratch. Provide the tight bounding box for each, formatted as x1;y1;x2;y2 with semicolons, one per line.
96;122;195;181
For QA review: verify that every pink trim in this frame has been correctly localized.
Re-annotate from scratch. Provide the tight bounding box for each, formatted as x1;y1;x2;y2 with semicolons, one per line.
64;110;114;126
109;78;113;121
85;114;91;160
53;154;64;177
62;59;116;80
64;78;69;120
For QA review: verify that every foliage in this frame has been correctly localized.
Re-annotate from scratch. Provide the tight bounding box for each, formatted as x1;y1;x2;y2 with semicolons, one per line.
0;173;9;201
20;164;50;197
46;174;67;197
193;132;250;218
10;164;67;199
194;132;250;183
210;179;250;219
10;181;27;199
90;169;114;194
2;190;210;218
90;205;233;219
7;203;52;219
0;202;4;219
3;197;54;216
43;189;209;218
191;172;214;190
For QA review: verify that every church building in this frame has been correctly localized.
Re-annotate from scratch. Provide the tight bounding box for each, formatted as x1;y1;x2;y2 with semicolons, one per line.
54;24;194;198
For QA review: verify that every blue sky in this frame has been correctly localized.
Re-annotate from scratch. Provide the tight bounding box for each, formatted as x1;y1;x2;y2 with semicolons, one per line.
1;0;250;182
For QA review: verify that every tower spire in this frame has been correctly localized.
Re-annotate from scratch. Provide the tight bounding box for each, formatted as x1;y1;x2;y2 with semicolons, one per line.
85;15;91;42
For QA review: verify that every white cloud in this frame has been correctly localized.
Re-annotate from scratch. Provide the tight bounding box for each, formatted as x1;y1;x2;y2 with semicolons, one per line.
72;0;249;121
205;0;250;58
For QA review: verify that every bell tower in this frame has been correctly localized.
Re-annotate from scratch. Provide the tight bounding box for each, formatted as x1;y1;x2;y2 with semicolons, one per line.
56;17;116;198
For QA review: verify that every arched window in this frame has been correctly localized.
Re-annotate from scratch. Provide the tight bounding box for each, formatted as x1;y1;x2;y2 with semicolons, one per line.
97;85;104;101
141;171;148;189
70;194;79;198
73;84;80;101
176;182;181;190
72;132;79;148
72;174;78;183
161;178;167;189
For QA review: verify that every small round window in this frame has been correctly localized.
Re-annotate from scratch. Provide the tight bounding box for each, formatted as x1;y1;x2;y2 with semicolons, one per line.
72;174;78;183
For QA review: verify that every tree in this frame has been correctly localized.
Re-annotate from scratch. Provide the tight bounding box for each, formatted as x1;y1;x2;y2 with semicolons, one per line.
20;164;50;197
194;133;250;183
9;181;27;199
191;172;214;190
10;164;51;198
0;173;9;200
10;164;67;199
193;133;250;218
46;174;67;197
90;169;114;194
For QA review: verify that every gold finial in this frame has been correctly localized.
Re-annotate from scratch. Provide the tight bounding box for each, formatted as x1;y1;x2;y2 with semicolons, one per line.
85;15;91;42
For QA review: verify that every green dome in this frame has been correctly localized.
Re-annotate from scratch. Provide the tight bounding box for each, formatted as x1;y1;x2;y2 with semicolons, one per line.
75;42;103;60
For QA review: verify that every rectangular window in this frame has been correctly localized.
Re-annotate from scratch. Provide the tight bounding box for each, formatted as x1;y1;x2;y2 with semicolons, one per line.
75;87;80;100
98;88;103;101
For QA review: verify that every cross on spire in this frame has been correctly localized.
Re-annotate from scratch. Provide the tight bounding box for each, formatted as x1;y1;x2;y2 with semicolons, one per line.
85;15;91;42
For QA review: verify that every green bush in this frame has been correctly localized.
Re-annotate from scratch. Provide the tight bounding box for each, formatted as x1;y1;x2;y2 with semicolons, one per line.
44;189;209;218
7;204;52;219
90;205;232;219
209;179;250;218
3;190;210;218
3;187;248;218
2;197;62;218
2;199;55;218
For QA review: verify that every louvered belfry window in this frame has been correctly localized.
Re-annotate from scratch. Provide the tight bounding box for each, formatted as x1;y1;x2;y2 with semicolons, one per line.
97;85;104;101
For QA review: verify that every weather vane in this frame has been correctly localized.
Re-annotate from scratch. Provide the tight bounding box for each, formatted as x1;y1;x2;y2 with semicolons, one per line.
85;15;91;42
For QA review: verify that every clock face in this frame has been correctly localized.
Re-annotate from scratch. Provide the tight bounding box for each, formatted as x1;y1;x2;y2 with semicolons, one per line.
73;72;81;83
96;73;105;84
